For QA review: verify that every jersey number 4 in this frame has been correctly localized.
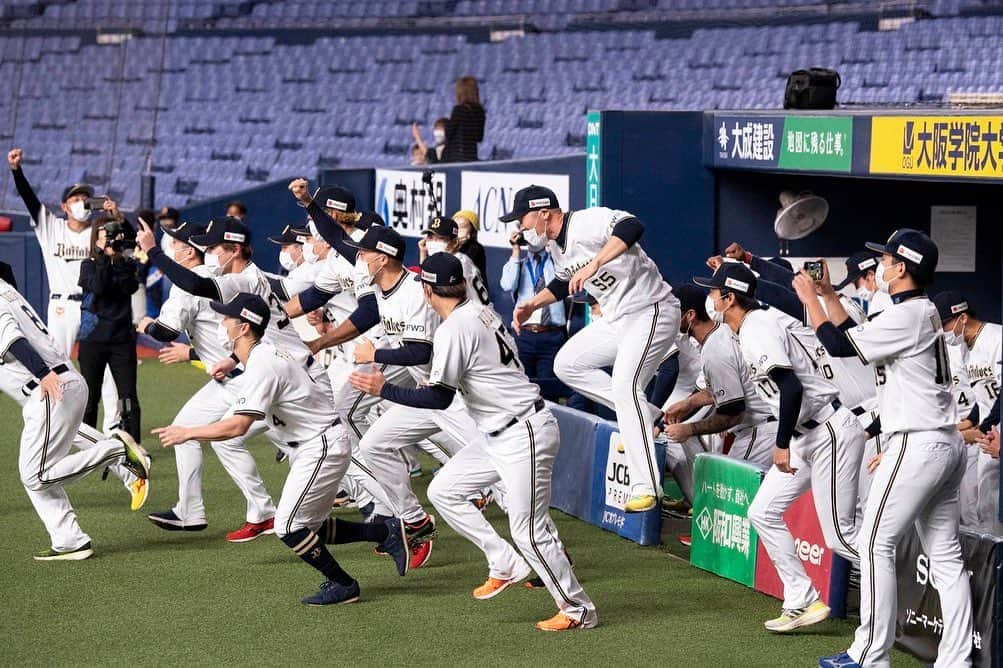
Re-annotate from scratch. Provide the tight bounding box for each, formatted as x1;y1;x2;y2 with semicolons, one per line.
495;327;521;368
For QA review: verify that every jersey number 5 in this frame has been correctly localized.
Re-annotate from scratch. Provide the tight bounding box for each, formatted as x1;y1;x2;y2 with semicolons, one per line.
589;271;616;292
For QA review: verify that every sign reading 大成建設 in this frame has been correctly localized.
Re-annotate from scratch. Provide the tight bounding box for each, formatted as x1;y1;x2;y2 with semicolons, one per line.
870;115;1003;179
712;115;852;173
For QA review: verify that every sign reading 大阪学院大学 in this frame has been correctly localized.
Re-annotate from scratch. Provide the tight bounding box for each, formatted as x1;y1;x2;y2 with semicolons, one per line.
870;115;1003;179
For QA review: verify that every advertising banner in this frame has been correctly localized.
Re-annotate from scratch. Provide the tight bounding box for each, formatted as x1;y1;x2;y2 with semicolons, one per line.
373;168;447;239
458;171;570;249
690;454;763;586
777;116;853;172
752;491;851;617
870;115;1003;179
712;115;783;169
586;110;601;207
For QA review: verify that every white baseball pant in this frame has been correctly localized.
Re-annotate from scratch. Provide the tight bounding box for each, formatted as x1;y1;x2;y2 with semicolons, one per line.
975;449;1002;536
359;394;476;524
554;301;678;498
19;371;129;551
273;424;352;538
854;407;882;514
47;297;121;433
427;408;597;624
747;406;865;610
847;429;972;668
958;444;980;529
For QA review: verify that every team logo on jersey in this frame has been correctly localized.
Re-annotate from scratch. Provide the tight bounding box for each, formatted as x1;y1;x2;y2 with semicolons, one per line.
54;243;90;260
381;316;425;337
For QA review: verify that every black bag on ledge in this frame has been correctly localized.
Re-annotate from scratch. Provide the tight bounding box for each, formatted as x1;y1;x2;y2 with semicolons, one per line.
784;68;841;109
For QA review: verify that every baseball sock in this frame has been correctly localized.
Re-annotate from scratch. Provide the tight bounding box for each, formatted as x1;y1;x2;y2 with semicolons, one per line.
281;528;354;586
321;518;389;545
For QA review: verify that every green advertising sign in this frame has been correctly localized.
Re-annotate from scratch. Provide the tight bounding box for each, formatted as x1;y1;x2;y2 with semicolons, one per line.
586;110;601;207
777;116;853;172
690;454;762;587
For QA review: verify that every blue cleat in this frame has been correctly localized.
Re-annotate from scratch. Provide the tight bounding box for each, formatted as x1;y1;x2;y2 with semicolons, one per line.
382;517;411;576
302;580;360;606
819;652;861;668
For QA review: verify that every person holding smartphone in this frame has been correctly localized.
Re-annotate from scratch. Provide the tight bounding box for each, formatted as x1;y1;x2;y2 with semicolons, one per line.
77;217;142;441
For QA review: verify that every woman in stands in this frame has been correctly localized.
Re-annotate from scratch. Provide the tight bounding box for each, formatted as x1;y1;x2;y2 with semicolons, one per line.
452;209;488;280
443;75;485;163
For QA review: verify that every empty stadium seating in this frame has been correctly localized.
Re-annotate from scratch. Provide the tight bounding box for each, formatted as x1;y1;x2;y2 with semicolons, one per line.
0;0;1001;209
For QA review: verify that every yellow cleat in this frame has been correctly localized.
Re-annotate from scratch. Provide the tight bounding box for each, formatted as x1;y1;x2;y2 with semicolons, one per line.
764;599;831;633
129;478;149;511
624;494;657;513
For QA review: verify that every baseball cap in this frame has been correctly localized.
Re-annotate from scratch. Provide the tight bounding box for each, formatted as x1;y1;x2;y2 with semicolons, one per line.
453;209;480;231
163;221;207;248
674;283;708;315
864;228;938;283
767;256;793;272
190;216;250;248
313;185;356;213
423;215;458;238
267;224;308;245
344;225;405;260
692;262;758;296
498;185;560;223
834;251;880;290
415;252;464;286
357;210;385;231
0;260;17;289
158;206;181;222
933;291;971;322
210;293;270;335
61;183;93;202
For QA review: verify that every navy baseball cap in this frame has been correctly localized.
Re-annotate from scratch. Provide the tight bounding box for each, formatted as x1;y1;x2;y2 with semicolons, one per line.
345;225;405;260
210;293;270;335
61;183;93;202
674;283;708;315
423;215;459;238
0;260;17;289
357;210;384;231
191;216;250;248
767;256;793;272
933;291;971;322
158;206;181;222
313;185;356;213
865;228;938;283
834;250;881;290
693;262;758;296
415;252;464;286
163;221;207;248
267;224;308;245
499;185;560;223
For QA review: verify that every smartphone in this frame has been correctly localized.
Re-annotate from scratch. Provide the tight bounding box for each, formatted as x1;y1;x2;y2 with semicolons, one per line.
804;261;824;281
514;232;527;246
85;196;107;210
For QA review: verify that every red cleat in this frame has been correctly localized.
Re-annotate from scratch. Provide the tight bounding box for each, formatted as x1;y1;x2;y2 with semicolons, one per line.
410;539;433;569
226;518;275;543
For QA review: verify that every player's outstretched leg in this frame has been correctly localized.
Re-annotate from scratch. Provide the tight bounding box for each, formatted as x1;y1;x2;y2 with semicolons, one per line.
427;442;530;598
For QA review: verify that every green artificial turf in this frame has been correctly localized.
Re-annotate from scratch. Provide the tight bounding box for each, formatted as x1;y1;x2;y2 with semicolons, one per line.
0;360;920;666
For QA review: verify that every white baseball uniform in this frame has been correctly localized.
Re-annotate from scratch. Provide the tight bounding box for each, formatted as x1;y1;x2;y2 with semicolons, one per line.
844;296;971;668
741;307;866;611
949;343;980;528
358;270;483;524
455;251;492;307
425;300;596;625
661;332;714;502
29;202;121;433
0;281;130;551
965;322;1002;535
154;264;276;526
550;207;680;499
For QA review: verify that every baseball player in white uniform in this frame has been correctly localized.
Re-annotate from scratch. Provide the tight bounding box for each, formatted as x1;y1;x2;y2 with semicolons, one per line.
661;284;777;504
934;290;1002;536
137;221;277;541
796;230;972;668
419;215;493;307
151;293;411;606
695;263;866;633
0;275;150;560
265;224;317;300
507;185;680;513
350;253;597;631
7;148;122;434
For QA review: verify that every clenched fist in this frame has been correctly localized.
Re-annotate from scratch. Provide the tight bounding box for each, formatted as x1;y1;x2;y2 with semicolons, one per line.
7;148;22;170
288;178;310;205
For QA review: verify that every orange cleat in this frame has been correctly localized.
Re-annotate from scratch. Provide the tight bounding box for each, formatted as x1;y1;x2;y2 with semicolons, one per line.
535;612;585;632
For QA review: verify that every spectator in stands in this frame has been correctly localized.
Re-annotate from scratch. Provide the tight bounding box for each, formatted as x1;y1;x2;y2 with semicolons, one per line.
77;216;142;441
411;118;450;164
500;228;569;402
442;76;485;163
452;209;487;279
226;201;247;220
409;144;426;166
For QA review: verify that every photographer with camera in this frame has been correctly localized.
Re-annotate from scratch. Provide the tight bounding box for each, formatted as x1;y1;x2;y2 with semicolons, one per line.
77;215;142;441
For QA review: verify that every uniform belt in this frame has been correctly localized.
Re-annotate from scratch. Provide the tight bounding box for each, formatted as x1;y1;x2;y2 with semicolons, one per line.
851;405;867;417
489;399;545;438
794;399;842;438
227;368;243;379
50;293;82;301
23;363;71;392
521;324;564;333
285;417;340;448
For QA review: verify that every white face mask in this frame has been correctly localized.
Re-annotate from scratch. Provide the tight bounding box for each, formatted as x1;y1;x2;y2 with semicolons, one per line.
204;252;222;276
302;242;319;265
874;261;896;294
855;284;874;303
705;295;726;324
522;225;547;250
278;250;297;271
425;240;448;256
217;323;239;352
164;244;176;262
354;256;376;286
433;129;446;145
945;317;966;347
69;200;92;222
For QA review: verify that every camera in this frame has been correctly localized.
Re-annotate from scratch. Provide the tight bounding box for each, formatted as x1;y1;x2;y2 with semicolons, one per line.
101;220;137;254
803;261;824;281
